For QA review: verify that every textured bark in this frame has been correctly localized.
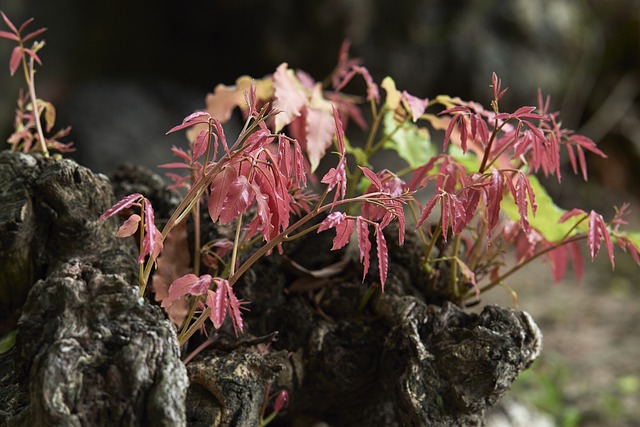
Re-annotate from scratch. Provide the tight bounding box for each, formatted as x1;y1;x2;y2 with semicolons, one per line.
0;151;187;427
0;151;543;426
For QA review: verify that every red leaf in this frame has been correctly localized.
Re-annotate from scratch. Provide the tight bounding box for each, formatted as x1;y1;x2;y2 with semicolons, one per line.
219;175;253;224
9;46;21;76
588;210;615;268
358;166;383;190
192;129;209;161
208;166;238;222
273;63;309;132
443;114;459;152
225;282;245;334
357;217;371;282
375;225;388;290
166;119;209;135
274;390;289;414
416;192;441;228
486;170;504;230
116;214;141;237
547;244;568;282
99;193;143;220
559;208;587;223
162;273;212;308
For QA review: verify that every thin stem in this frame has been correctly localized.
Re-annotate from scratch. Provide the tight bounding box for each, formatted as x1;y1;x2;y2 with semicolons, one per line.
450;235;462;301
178;307;211;346
25;53;48;156
178;295;202;342
229;214;244;276
468;234;586;299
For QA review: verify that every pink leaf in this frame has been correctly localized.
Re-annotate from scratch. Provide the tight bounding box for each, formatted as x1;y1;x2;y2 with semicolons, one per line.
375;225;388;290
210;284;229;330
99;193;143;220
401;90;429;122
273;63;309;132
9;46;21;76
116;214;141;237
192;129;209;161
588;210;614;268
219;175;253;224
225;282;245;334
1;12;18;34
162;273;212;308
305;105;335;172
274;390;289;414
208;166;238;222
23;48;42;65
332;218;354;250
0;30;19;42
318;211;346;232
22;27;47;42
358;166;383;191
357;217;371;282
486;170;504;230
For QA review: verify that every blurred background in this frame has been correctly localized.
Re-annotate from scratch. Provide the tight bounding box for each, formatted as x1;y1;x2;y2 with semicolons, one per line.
1;0;638;425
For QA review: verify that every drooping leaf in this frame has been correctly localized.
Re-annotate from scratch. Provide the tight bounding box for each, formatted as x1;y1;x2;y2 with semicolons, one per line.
9;46;21;76
225;282;245;334
192;129;209;161
357;217;371;282
305;105;335;172
401;90;429;122
208;166;238;222
162;273;212;308
375;224;388;290
210;282;229;330
588;210;615;268
273;63;309;132
318;211;346;233
332;218;354;250
219;175;254;224
116;214;141;237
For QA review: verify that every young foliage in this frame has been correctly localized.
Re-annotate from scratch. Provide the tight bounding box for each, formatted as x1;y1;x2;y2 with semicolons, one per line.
98;41;639;351
1;11;73;155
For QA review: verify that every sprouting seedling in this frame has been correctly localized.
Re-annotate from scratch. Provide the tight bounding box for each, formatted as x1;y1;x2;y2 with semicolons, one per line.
0;11;73;155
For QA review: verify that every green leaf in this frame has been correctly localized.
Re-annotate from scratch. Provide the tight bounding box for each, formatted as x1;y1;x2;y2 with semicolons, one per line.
0;329;17;354
382;110;436;168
